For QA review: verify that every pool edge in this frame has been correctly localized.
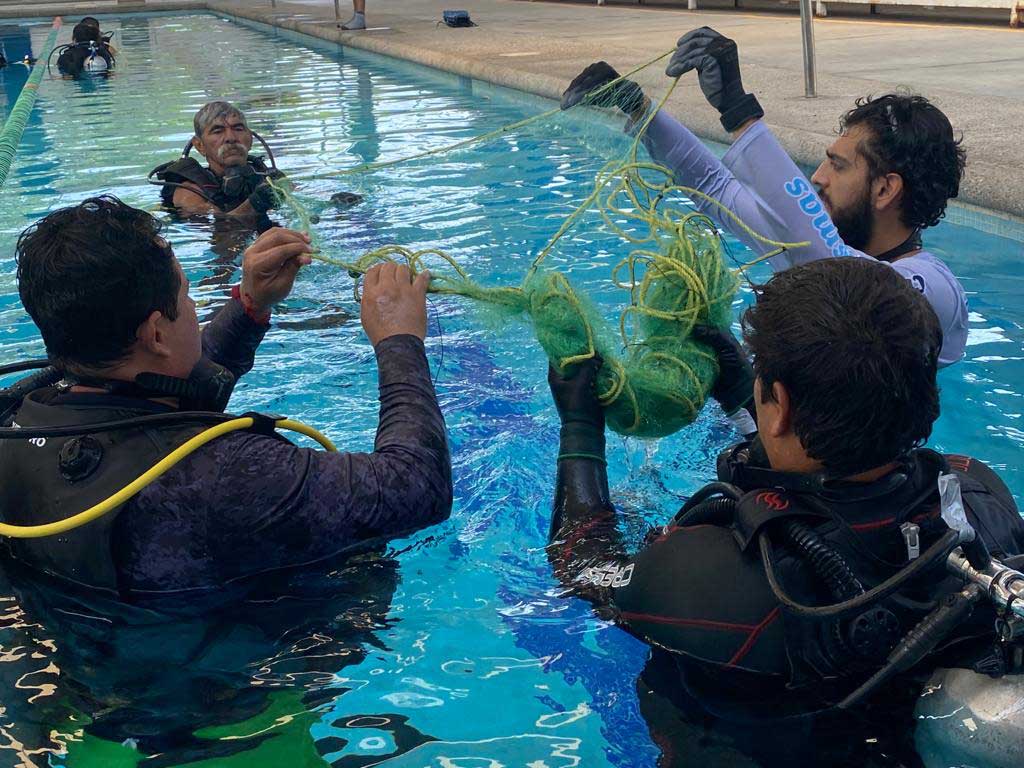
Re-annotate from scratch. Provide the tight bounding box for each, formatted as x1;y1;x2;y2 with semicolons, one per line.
204;1;1024;224
3;0;1022;223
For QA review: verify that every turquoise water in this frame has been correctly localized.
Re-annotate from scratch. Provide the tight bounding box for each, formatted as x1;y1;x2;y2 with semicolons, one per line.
0;12;1021;767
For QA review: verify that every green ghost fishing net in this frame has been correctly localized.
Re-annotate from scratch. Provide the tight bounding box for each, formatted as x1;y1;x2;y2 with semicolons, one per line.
268;52;807;439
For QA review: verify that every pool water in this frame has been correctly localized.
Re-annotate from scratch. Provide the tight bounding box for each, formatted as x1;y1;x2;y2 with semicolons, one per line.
0;12;1021;768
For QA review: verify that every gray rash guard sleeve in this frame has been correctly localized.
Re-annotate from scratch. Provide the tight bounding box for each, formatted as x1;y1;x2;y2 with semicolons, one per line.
640;111;968;366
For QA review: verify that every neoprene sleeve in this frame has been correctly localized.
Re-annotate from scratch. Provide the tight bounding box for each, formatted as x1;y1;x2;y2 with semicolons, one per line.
115;330;452;592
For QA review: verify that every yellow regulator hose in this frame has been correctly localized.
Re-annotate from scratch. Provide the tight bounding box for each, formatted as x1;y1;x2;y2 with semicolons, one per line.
0;417;336;539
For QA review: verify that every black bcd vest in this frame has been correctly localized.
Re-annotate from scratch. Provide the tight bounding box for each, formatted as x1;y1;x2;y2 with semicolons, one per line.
0;389;215;594
153;155;271;211
638;444;1024;701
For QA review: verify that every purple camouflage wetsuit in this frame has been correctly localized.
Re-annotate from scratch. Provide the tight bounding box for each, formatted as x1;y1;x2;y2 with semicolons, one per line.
640;112;968;366
47;296;452;594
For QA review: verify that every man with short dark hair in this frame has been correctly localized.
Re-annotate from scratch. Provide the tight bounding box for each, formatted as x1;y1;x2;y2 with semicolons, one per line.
152;101;285;222
563;28;969;366
0;196;451;599
546;257;1023;762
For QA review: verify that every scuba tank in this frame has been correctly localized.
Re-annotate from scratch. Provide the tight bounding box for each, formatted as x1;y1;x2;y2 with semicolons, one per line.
82;42;109;73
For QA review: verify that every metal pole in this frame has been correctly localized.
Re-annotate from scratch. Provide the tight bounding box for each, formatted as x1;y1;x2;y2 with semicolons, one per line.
799;0;817;98
334;0;342;24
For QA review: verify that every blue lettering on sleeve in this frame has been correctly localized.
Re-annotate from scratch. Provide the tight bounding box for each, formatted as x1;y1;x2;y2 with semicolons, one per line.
799;195;822;216
784;177;809;197
784;176;852;258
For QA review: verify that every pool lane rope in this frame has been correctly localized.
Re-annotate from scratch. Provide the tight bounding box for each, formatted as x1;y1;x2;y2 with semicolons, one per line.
0;17;62;190
271;54;810;439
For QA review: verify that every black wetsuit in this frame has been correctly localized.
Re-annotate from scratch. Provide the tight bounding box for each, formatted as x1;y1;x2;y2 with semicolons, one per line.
0;296;452;599
547;433;1024;764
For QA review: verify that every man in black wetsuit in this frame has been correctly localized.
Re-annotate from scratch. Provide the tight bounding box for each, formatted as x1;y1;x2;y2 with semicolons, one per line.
547;258;1024;764
0;196;451;599
152;101;286;223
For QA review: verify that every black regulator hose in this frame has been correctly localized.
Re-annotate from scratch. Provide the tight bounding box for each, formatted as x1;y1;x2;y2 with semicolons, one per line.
780;520;865;602
0;359;50;377
672;483;742;526
838;583;983;710
760;528;961;620
677;498;738;527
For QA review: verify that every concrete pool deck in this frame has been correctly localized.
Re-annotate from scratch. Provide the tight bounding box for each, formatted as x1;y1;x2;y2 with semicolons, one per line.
3;0;1023;219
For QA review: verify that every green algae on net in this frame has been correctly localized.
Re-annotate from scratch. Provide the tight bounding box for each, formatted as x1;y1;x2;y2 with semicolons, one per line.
269;57;808;439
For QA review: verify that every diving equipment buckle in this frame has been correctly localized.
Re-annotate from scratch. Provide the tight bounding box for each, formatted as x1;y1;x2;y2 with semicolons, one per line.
901;522;921;562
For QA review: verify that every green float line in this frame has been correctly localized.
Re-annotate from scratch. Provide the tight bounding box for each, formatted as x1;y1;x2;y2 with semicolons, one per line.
0;17;63;189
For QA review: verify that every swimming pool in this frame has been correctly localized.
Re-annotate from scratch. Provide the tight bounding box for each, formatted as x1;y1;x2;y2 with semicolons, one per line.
0;12;1021;767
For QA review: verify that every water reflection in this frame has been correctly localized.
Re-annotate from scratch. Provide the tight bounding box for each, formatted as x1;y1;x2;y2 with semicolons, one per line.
0;11;1021;768
0;550;441;766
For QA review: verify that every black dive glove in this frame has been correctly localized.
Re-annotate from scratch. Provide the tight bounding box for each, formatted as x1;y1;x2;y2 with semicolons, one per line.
692;325;755;416
246;173;286;216
561;62;646;116
548;356;606;462
665;27;764;133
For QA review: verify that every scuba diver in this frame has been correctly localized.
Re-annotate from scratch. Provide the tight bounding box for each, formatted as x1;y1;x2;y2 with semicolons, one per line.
546;258;1024;765
149;100;363;230
149;101;285;226
563;27;969;367
53;18;115;78
0;195;451;600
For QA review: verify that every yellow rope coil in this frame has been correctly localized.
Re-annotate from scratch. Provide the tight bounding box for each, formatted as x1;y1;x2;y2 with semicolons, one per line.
262;53;817;441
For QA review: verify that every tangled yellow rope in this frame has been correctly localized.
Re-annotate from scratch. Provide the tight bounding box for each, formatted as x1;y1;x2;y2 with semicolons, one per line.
268;54;809;437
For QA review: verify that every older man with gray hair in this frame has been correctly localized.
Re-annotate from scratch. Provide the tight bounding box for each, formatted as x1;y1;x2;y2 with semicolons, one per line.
151;101;285;222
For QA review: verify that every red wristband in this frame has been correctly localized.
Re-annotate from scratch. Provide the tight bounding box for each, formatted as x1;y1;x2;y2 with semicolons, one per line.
231;284;271;325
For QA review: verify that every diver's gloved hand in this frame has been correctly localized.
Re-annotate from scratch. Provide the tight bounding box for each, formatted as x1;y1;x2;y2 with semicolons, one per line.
666;27;764;132
246;177;285;215
331;190;364;208
549;356;606;463
692;325;755;416
549;357;605;427
561;62;647;116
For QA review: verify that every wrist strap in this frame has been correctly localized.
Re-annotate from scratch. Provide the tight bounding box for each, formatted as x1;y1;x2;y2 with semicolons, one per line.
719;93;764;133
557;452;607;464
